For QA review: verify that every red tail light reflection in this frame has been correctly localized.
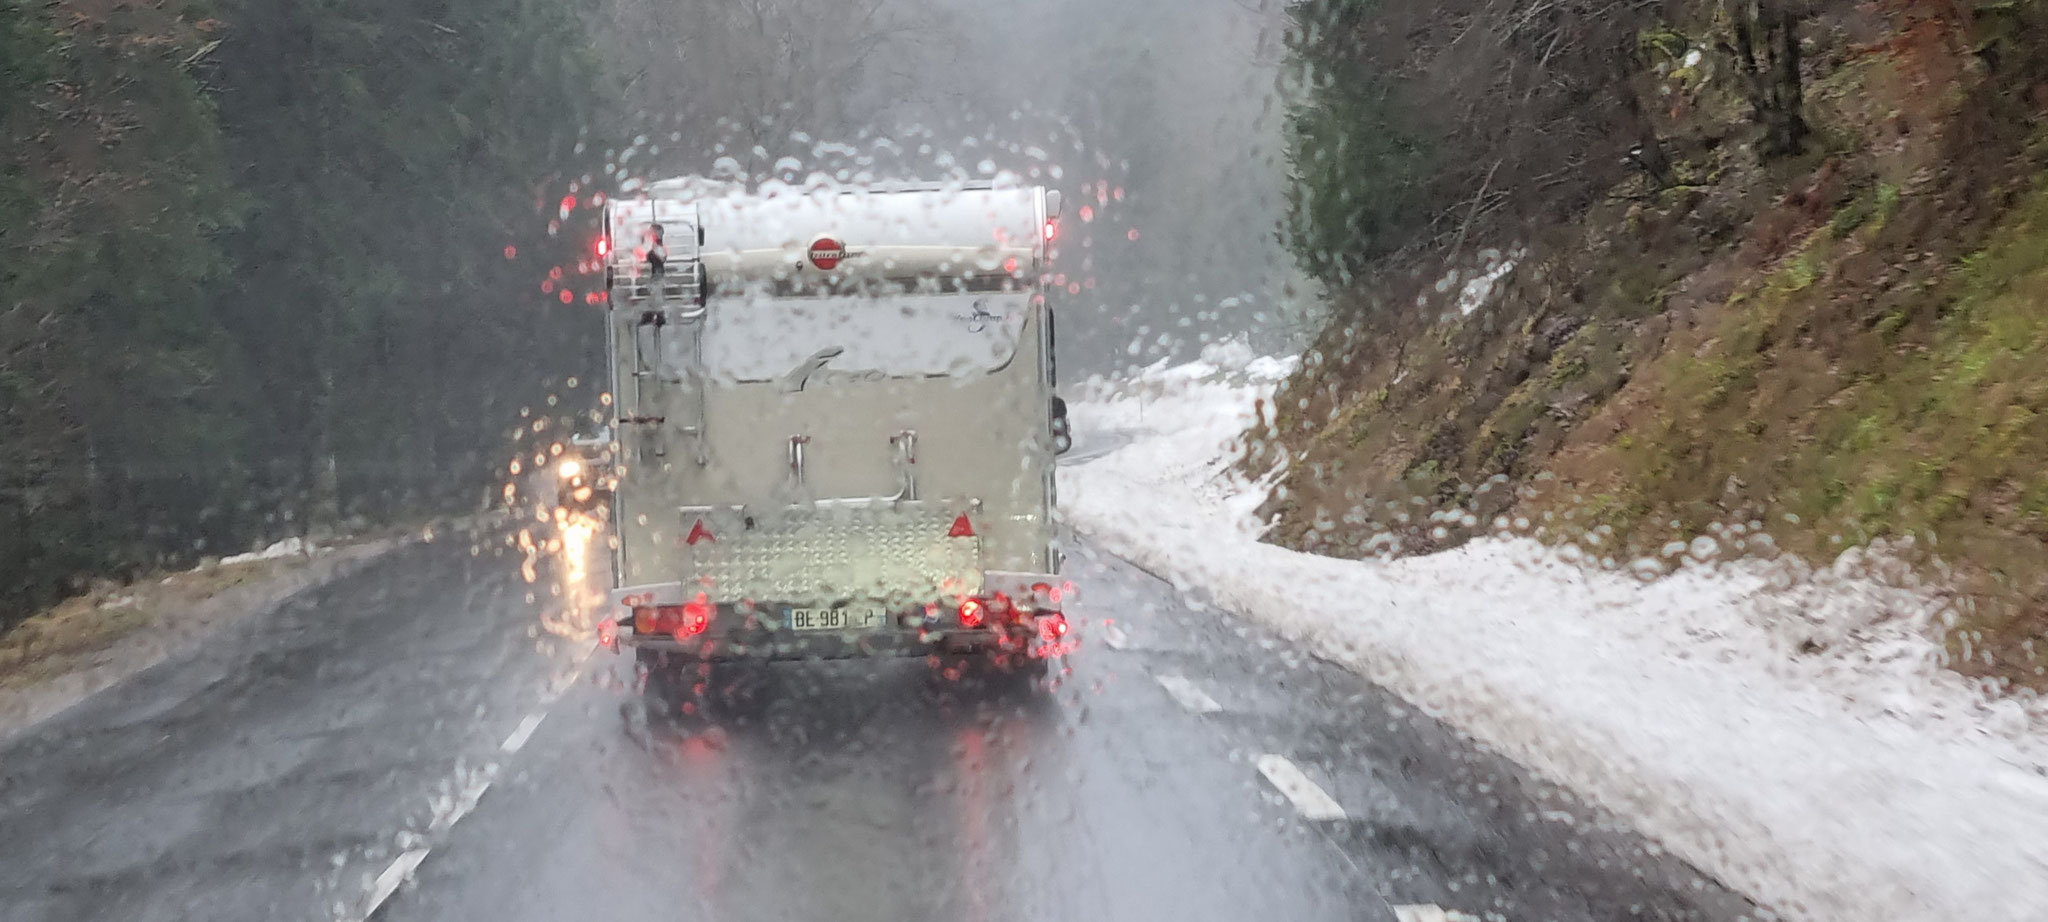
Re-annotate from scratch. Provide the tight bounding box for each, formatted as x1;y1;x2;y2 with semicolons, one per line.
958;598;986;629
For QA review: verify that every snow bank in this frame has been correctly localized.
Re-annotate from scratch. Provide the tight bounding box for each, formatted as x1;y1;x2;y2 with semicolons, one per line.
1061;348;2048;922
219;536;317;567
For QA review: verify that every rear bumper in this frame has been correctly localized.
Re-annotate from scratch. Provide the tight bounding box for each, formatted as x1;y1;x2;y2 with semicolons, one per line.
618;624;1037;662
601;575;1072;663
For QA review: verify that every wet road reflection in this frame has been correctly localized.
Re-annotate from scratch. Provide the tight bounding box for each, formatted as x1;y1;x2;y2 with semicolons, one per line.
0;514;1753;922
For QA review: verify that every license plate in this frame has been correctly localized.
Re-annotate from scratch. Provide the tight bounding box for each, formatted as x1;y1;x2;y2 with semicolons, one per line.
786;606;888;632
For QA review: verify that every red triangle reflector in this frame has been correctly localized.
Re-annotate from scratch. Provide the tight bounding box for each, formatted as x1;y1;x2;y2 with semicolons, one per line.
686;519;715;545
948;514;976;538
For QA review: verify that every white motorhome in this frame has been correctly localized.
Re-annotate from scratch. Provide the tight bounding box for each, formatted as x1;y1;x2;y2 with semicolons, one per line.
595;177;1072;684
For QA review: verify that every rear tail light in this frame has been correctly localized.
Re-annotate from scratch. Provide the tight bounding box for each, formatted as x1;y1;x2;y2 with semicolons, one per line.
958;598;986;629
682;595;711;635
597;618;619;651
635;593;713;638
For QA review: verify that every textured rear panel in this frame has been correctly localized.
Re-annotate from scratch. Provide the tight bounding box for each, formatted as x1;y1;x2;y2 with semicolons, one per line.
685;502;982;604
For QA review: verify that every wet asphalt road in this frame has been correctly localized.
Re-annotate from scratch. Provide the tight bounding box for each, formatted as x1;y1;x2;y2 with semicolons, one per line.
0;518;1763;922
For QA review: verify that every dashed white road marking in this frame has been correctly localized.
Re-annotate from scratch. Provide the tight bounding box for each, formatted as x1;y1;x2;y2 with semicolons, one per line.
1254;754;1347;821
1391;906;1481;922
430;763;501;834
1154;674;1222;714
347;642;600;921
361;847;430;917
1100;622;1129;650
500;713;545;753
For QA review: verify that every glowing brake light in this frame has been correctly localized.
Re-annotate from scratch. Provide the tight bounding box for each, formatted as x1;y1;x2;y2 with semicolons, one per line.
595;237;610;258
635;593;713;638
681;595;711;636
1044;220;1058;242
959;598;986;629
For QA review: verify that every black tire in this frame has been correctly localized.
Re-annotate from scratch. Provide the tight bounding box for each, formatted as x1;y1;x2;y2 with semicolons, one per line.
701;660;773;720
637;648;715;720
978;649;1053;686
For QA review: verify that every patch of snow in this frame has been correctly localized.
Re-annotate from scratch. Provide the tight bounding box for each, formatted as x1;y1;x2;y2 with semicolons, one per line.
1062;351;2048;922
220;536;316;567
1455;248;1525;316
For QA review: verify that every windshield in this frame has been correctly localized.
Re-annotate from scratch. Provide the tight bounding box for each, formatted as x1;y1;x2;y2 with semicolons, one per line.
7;2;2040;922
698;291;1027;382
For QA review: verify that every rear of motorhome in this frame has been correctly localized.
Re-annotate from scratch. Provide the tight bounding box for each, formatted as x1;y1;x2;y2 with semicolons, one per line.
596;178;1071;681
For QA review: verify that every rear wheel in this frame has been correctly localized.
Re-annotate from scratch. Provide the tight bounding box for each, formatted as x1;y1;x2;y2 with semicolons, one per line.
931;649;1049;696
635;648;690;716
1003;652;1051;680
639;648;771;721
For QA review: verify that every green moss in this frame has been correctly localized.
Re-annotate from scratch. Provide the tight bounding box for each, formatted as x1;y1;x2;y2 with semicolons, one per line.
1781;252;1821;291
1871;183;1902;232
1853;475;1904;520
1548;354;1590;386
1638;26;1690;62
1829;181;1896;239
1875;308;1914;341
1605;260;1672;317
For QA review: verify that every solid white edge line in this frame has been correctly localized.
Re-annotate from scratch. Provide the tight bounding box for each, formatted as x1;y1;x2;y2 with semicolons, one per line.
1254;754;1347;821
360;847;431;918
1154;673;1222;714
501;713;545;753
1100;622;1129;650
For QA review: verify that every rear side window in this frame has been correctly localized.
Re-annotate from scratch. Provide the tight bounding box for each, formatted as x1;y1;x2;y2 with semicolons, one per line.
697;291;1027;383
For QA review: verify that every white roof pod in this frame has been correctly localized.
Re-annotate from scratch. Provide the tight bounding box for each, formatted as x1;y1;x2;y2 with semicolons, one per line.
604;177;1061;295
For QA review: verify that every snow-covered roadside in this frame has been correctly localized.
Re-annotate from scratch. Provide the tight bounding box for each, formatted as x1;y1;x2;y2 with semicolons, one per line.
1061;345;2048;922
